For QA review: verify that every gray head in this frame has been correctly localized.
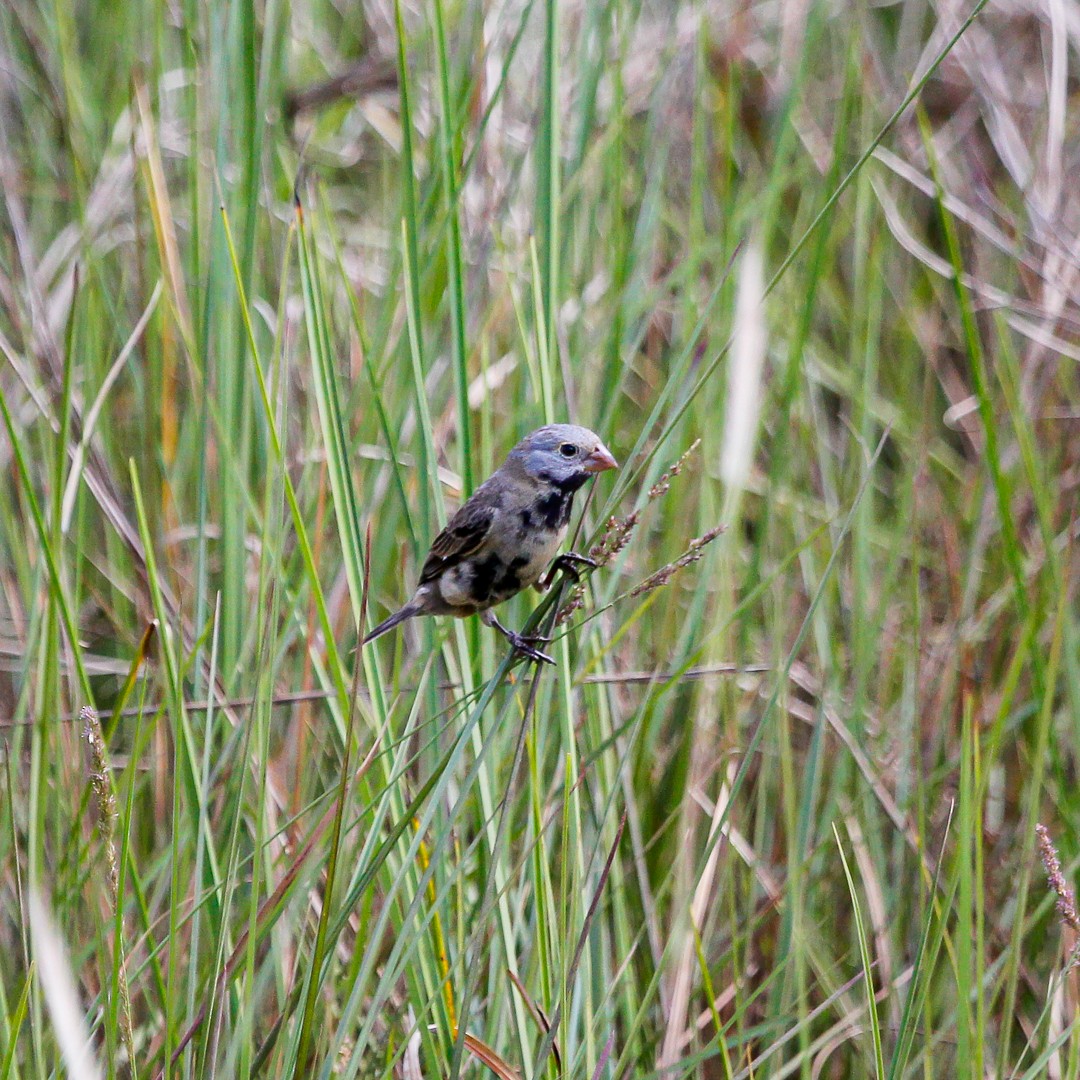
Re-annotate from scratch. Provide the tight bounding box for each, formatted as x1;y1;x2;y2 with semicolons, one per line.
506;424;618;487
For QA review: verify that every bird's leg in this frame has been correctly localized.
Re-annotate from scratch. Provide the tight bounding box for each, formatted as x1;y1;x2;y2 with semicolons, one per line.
481;611;555;666
538;551;598;590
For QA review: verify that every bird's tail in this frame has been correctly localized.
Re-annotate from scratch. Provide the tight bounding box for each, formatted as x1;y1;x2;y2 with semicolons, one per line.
362;603;421;644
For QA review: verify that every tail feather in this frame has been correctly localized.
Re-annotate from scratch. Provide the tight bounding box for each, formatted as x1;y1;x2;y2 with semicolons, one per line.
363;603;421;644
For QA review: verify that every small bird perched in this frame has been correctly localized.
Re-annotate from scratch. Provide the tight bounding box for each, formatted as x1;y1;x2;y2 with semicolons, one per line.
364;424;618;664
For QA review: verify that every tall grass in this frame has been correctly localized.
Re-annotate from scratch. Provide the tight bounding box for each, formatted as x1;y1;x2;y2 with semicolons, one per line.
2;0;1079;1076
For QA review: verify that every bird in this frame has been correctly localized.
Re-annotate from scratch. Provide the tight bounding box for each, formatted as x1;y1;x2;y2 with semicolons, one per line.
363;424;618;664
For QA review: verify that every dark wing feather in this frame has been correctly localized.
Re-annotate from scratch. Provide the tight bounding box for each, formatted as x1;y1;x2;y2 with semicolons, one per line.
418;498;496;584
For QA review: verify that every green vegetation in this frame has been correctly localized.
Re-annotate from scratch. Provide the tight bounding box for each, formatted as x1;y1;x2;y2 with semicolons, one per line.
1;0;1078;1075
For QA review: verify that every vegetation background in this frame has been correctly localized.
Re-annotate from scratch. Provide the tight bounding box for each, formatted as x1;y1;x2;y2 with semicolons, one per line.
1;0;1079;1075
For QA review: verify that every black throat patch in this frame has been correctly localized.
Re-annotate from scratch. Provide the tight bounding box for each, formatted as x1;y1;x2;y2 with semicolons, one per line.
533;488;571;529
530;472;589;531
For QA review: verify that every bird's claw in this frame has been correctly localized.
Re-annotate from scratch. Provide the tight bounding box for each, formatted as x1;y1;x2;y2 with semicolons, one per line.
547;552;598;584
507;632;555;666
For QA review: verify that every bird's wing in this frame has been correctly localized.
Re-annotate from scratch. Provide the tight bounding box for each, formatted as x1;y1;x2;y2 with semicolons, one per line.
418;497;497;584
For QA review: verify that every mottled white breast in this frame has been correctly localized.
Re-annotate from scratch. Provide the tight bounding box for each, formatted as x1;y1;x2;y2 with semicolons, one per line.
436;565;478;610
503;521;567;590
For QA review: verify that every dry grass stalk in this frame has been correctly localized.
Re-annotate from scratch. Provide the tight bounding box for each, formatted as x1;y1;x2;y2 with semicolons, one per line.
82;706;136;1069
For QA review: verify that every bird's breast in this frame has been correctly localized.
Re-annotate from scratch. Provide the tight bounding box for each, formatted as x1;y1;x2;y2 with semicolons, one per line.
433;483;577;614
514;520;568;583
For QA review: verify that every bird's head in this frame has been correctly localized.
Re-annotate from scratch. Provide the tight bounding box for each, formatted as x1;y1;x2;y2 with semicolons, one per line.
508;424;618;487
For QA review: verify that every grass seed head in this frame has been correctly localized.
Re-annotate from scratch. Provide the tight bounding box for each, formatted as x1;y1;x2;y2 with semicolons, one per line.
627;526;726;598
1037;823;1080;935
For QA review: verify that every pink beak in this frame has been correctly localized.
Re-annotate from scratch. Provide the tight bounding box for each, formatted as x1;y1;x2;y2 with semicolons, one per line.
583;442;619;474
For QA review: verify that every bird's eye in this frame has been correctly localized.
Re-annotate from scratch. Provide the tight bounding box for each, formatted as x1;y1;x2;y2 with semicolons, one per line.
559;443;578;457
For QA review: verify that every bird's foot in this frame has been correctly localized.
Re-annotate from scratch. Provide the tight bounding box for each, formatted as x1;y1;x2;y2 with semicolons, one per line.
484;612;556;664
554;552;597;576
540;552;599;589
506;631;555;666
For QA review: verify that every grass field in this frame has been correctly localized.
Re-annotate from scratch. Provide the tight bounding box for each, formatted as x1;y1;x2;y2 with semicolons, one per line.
2;0;1079;1076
